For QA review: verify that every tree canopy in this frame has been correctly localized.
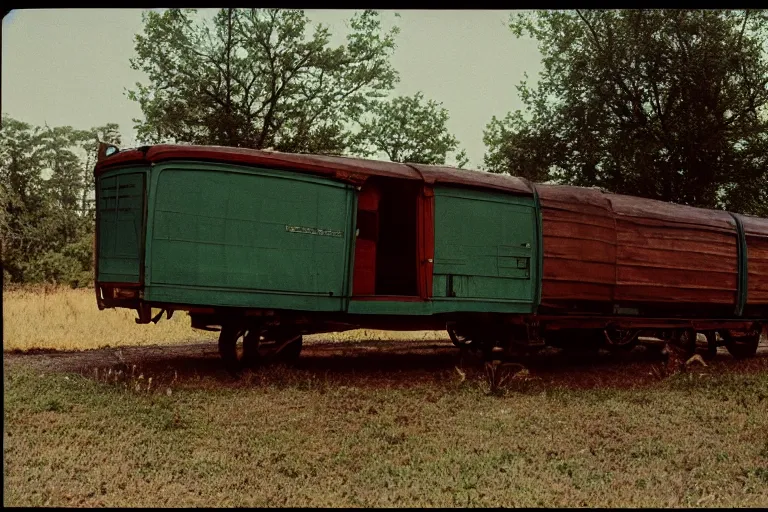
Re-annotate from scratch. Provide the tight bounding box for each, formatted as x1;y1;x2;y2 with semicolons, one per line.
484;9;768;216
351;92;468;166
0;114;120;286
128;8;400;155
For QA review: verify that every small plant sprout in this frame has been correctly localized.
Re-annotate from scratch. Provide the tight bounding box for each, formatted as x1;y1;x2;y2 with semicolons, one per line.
454;366;467;384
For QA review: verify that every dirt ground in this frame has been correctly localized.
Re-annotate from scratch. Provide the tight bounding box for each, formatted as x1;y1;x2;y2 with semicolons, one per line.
5;336;768;391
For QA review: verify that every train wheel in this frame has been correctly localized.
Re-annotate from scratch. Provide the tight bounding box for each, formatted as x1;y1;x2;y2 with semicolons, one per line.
241;330;262;368
479;341;498;362
721;327;761;359
560;329;602;356
218;325;259;375
604;328;639;352
642;341;666;358
447;323;473;349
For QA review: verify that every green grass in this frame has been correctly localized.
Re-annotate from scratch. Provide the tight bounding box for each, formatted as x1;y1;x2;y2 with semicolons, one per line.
4;360;768;507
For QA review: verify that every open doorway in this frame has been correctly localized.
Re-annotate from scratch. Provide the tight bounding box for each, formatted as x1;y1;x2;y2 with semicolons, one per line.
352;177;420;297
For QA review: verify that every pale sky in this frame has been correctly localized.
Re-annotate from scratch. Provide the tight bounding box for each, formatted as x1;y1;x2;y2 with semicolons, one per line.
1;9;542;169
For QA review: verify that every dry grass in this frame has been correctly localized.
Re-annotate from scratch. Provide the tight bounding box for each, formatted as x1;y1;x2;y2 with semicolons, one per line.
2;287;448;352
2;287;217;351
305;329;449;343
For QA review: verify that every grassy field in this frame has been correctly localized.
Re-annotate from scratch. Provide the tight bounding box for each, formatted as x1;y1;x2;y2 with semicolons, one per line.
4;286;768;506
2;287;447;352
4;357;768;507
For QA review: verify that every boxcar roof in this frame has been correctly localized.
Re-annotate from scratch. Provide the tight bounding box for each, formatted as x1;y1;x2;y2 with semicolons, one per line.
739;214;768;237
534;183;614;212
94;144;534;195
606;192;737;231
95;144;767;236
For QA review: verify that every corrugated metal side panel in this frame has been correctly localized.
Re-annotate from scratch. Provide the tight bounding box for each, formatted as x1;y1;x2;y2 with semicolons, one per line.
611;202;738;304
537;185;616;304
742;216;768;304
146;163;353;311
97;171;145;283
431;186;536;306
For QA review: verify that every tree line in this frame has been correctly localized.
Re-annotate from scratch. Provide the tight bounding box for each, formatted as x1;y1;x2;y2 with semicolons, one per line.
1;117;120;286
2;9;766;286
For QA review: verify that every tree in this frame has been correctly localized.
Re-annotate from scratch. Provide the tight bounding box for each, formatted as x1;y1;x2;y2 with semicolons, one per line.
484;10;768;216
75;123;121;218
0;115;121;286
128;8;400;154
351;92;467;166
1;115;48;282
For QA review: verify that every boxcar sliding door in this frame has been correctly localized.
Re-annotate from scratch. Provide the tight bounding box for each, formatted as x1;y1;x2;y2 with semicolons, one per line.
144;162;356;312
431;186;538;314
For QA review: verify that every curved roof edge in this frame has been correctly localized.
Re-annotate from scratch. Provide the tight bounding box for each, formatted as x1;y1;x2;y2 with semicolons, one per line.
605;192;737;230
737;213;768;236
94;144;534;195
94;144;767;235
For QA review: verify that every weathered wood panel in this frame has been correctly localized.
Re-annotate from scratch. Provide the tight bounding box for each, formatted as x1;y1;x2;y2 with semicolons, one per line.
537;185;745;312
609;194;738;306
537;185;616;306
741;215;768;305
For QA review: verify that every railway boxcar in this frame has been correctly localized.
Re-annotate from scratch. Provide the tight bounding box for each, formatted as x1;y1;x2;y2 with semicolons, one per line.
94;143;766;370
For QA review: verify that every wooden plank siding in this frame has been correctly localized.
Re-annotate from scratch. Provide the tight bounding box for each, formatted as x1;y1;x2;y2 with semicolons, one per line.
608;194;738;307
612;218;738;304
741;215;768;305
536;185;616;307
537;186;747;314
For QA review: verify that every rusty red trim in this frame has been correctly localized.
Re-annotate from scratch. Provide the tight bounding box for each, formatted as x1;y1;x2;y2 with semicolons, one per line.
94;144;533;196
97;282;143;288
351;181;381;296
417;185;435;300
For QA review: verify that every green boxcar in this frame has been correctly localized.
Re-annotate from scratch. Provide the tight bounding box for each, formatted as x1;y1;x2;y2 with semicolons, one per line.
96;161;538;316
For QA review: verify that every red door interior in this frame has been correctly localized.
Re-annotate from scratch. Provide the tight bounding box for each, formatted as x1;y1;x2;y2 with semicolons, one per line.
352;182;381;296
416;186;435;300
351;178;433;299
